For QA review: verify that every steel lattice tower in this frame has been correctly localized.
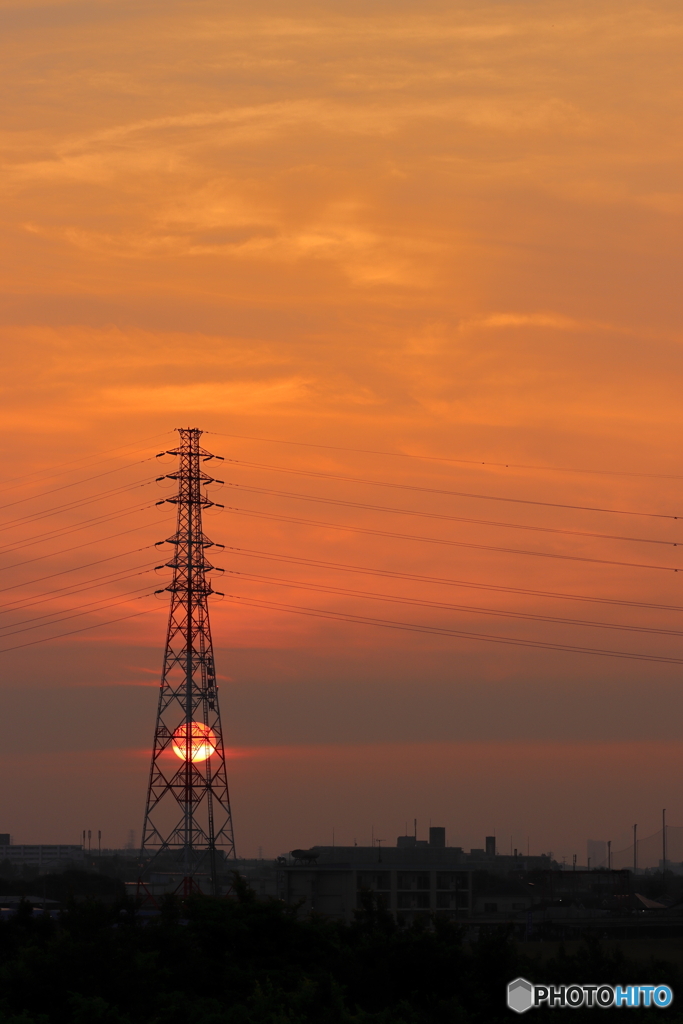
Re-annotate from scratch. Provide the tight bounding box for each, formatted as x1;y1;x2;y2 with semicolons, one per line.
141;427;235;893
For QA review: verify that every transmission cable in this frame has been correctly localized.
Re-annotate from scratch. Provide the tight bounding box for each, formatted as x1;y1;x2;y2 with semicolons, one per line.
0;531;168;593
0;431;172;495
227;570;683;637
225;507;679;572
228;460;679;520
0;501;162;562
0;456;156;514
209;431;683;482
227;547;683;613
0;563;156;616
224;595;683;666
0;585;154;638
0;605;158;655
225;482;678;547
0;478;155;532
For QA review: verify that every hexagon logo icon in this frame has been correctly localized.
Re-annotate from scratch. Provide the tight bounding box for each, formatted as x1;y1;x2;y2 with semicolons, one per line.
507;978;534;1014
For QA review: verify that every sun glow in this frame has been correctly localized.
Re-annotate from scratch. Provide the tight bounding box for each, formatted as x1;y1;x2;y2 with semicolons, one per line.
172;722;217;762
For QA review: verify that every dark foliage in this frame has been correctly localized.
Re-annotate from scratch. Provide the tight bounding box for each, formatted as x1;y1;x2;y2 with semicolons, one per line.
0;878;681;1023
0;872;125;904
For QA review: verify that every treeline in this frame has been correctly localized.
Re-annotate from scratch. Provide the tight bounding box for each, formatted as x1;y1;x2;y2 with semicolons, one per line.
0;869;125;903
0;878;681;1023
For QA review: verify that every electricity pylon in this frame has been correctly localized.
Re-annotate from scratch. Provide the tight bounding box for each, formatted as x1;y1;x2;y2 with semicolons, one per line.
141;427;235;894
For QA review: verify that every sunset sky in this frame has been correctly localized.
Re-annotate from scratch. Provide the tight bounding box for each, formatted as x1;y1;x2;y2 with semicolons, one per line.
1;0;683;863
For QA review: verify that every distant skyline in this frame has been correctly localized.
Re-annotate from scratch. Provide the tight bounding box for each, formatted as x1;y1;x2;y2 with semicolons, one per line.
1;0;682;862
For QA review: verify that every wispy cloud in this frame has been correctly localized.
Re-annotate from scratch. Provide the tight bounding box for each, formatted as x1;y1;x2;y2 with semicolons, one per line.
463;313;608;331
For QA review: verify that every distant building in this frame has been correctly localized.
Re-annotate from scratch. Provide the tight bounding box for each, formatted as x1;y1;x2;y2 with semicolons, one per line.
397;828;444;850
396;836;429;848
587;839;607;869
429;827;446;848
0;845;84;870
275;835;553;924
277;845;472;924
474;895;533;915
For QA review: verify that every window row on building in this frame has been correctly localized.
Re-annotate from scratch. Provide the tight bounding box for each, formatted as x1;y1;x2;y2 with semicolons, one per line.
0;846;84;866
356;870;470;892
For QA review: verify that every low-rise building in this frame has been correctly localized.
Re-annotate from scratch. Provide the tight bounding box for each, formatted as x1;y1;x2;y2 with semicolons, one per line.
271;830;554;924
280;863;471;925
474;895;534;915
277;845;472;924
0;845;84;870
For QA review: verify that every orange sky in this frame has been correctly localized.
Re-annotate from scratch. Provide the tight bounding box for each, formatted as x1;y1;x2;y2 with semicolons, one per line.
1;0;683;860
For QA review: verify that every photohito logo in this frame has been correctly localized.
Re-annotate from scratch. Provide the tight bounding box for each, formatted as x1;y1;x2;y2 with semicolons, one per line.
507;978;673;1013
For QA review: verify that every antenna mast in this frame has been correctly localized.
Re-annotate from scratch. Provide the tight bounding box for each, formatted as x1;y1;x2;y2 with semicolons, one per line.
141;427;235;893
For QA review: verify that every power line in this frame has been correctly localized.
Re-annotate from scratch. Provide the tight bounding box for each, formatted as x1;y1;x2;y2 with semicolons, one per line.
0;432;172;494
209;430;683;481
0;497;160;561
228;547;683;612
0;456;156;513
225;482;678;547
0;478;154;532
0;563;156;615
0;605;159;655
228;460;679;520
227;547;683;611
0;545;157;598
223;595;683;666
0;585;154;638
0;534;166;595
227;570;683;637
225;507;680;572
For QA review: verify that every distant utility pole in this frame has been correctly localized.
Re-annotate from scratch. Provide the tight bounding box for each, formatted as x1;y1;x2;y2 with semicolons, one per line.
572;854;577;871
88;830;91;854
140;428;236;895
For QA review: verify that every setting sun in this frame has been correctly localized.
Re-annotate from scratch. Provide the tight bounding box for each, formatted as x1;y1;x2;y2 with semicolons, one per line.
172;722;217;763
